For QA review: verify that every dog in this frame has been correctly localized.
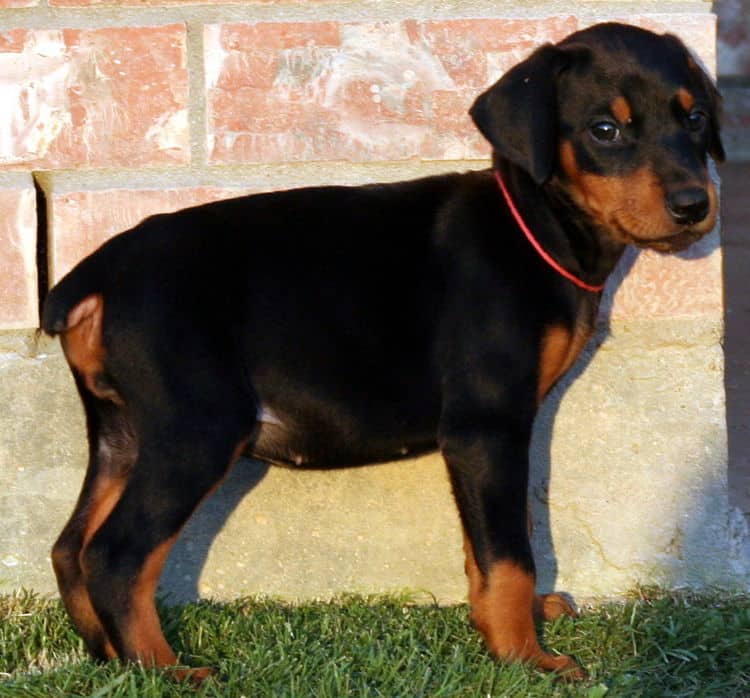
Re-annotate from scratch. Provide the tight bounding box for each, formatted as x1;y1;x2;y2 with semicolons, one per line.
41;22;723;681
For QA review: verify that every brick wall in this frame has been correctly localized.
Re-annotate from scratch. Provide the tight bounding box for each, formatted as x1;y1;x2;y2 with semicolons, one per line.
0;2;720;330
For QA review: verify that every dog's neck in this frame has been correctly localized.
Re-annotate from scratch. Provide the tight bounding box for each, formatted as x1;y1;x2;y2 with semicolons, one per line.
494;158;626;291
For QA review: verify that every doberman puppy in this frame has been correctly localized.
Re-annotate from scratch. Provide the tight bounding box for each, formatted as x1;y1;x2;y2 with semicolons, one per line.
42;23;723;680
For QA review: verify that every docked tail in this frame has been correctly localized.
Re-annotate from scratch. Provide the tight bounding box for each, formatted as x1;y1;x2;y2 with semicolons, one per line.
41;248;112;336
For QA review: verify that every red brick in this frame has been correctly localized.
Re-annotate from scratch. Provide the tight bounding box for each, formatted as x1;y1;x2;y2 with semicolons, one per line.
49;187;252;282
0;29;26;53
0;25;188;170
0;186;37;329
218;22;340;51
205;17;579;165
419;17;578;87
0;0;38;6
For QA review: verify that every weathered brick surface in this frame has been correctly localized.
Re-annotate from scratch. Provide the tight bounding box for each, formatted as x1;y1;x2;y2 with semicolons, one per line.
0;185;37;328
205;17;577;164
0;25;188;170
0;10;719;325
49;187;252;282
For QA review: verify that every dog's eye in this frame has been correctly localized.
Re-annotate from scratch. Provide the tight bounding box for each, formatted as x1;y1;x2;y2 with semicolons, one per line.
686;109;708;133
589;121;621;143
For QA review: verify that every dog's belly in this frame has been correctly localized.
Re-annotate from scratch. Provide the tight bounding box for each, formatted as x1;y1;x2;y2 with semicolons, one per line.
247;405;439;468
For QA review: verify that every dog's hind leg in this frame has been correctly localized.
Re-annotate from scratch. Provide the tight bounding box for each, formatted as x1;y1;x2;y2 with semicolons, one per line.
80;405;251;680
51;381;135;660
50;294;137;659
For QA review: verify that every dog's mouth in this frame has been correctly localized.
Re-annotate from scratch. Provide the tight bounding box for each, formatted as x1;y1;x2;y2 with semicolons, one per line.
624;227;709;253
556;180;717;255
608;203;717;253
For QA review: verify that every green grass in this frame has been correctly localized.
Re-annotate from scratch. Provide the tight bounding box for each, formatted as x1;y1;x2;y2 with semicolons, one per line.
0;588;748;697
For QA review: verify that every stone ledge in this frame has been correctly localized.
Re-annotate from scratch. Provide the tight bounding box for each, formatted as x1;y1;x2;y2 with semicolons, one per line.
1;317;743;602
0;2;715;31
0;313;724;359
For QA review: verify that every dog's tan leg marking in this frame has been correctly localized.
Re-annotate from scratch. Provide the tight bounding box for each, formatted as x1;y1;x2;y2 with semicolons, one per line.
538;324;592;403
534;593;579;621
112;439;250;680
462;534;584;677
117;536;180;669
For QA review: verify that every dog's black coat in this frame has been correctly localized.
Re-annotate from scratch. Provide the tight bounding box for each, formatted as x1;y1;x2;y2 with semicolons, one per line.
42;23;723;678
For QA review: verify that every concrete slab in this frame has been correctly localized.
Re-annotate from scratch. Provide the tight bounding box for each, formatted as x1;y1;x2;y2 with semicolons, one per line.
2;318;743;603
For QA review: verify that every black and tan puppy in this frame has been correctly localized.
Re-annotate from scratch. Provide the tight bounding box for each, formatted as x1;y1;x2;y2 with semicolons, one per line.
42;23;722;680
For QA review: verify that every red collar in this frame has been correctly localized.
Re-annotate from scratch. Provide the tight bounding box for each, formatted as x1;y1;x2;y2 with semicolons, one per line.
493;170;605;293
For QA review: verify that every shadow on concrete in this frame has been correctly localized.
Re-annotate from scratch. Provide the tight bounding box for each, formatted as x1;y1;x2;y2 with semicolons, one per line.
531;228;720;594
530;247;639;593
161;459;270;602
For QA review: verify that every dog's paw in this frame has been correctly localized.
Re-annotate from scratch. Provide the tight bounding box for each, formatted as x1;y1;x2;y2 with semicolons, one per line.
507;646;586;680
534;592;579;621
171;666;214;684
540;653;587;681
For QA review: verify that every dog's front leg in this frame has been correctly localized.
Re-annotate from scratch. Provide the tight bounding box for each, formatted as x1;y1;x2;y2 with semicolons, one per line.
439;411;583;678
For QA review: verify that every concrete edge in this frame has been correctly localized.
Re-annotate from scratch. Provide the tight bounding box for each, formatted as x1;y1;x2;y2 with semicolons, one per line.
0;2;713;30
32;160;490;194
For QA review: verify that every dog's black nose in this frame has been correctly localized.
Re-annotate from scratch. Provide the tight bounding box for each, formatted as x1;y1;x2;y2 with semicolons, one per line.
666;187;710;225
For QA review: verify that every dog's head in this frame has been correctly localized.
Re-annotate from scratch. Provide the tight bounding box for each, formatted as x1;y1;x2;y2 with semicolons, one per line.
470;22;723;252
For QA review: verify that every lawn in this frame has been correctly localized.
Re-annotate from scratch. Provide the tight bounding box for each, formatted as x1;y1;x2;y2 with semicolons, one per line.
0;588;748;697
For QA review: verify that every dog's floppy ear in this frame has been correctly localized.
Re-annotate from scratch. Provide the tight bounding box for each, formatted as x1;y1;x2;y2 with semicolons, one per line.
664;33;725;164
699;70;725;163
470;44;577;184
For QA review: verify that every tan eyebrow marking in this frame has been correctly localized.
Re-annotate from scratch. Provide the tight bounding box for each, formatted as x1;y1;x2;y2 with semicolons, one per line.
677;87;695;112
610;96;632;124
